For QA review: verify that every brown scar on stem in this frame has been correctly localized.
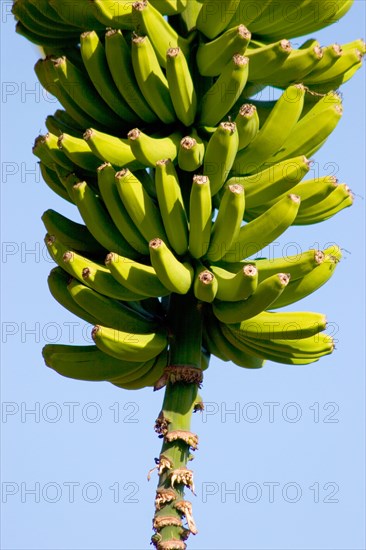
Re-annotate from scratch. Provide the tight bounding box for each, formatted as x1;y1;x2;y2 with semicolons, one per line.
154;411;171;436
153;515;182;531
155;488;177;510
170;468;195;494
164;430;199;451
174;500;198;535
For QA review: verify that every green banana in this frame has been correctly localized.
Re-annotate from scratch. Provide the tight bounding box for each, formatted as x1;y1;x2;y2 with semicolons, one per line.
242;332;334;360
149;238;194;294
196;24;251;77
46;235;146;301
39;163;73;203
222;194;301;262
49;0;107;29
177;131;205;172
155;159;189;256
268;93;343;164
193;268;218;303
304;47;363;85
228;155;311;210
112;350;168;390
295;183;353;225
45;111;82;138
255;249;326;283
67;278;156;332
12;0;80;40
228;310;328;340
104;29;157;123
71;180;138;257
47;267;100;325
199;54;249;127
33;135;57;169
188;175;212;259
196;0;241;39
83;128;142;170
203;121;239;195
33;133;74;171
232;84;306;175
204;311;264;368
105;252;170;298
235;104;260;150
269;254;339;309
92;324;168;362
80;30;138;123
264;41;324;87
213;273;290;323
132;0;189;68
58;132;101;172
227;0;273;29
115;169;168;243
210;264;258;301
52;56;124;130
245;40;292;81
127;128;182;167
301;43;343;81
166;47;197;127
97;163;149;256
131;34;176;124
149;0;188;15
206;183;245;262
43;343;154;384
42;209;106;256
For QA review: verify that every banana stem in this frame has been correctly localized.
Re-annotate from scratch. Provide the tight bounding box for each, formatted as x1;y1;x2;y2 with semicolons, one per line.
152;292;204;549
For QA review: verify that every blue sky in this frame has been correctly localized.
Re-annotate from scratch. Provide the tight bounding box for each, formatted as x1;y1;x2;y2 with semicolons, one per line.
1;3;365;549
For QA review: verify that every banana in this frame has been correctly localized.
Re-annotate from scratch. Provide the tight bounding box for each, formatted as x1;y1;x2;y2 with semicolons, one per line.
46;111;82;138
242;332;334;359
12;0;80;40
232;84;306;175
196;0;241;39
97;163;149;256
43;343;154;384
228;310;328;340
149;0;188;15
127;129;182;168
48;267;100;325
188;175;212;259
199;54;249;127
33;133;73;171
204;311;264;368
155;159;189;256
52;56;125;130
104;29;157;123
45;235;146;301
213;273;290;323
206;183;245;262
149;238;194;294
269;254;339;309
15;20;76;47
57;133;101;172
166;47;197;127
304;47;362;84
87;0;135;28
210;264;258;301
196;24;251;77
105;252;170;298
131;34;176;124
132;1;189;68
245;40;292;81
301;43;343;81
35;58;95;128
235;104;260;150
80;30;139;124
268;93;343;164
39;163;73;203
112;350;168;390
203;121;239;196
312;59;363;93
67;278;157;332
114;168;168;243
255;249;326;283
228;155;311;210
177;131;205;172
53;166;86;200
222;194;301;262
42;209;106;256
295;183;353;225
266;42;324;88
48;0;107;29
193;268;218;303
227;0;273;29
92;324;168;362
83;128;141;170
71;180;139;258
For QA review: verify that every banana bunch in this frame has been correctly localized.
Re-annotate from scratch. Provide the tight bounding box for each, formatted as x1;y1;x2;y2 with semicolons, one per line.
15;0;363;546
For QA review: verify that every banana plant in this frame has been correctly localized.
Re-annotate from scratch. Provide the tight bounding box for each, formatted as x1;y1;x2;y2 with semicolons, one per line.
12;0;364;547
